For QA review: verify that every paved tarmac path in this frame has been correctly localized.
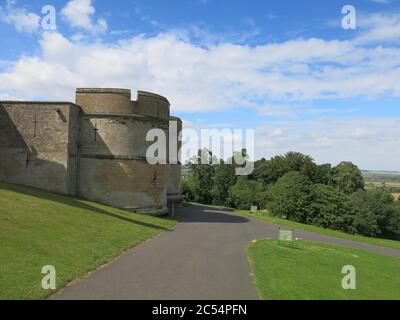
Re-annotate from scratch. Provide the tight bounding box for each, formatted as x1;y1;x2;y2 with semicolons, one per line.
53;204;399;300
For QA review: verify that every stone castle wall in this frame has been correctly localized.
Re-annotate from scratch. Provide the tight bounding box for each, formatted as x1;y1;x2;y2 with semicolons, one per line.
0;102;80;195
0;88;181;215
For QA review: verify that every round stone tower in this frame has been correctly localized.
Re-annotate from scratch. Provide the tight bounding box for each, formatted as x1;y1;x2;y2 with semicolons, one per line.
76;88;133;114
75;88;180;215
167;116;182;205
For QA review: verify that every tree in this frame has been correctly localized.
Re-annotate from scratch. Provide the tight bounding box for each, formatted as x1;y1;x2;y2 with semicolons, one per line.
252;158;268;181
333;162;364;194
309;184;355;232
265;171;311;223
314;163;334;185
211;161;237;206
385;208;400;240
253;155;292;185
253;152;324;185
349;189;400;239
181;178;196;202
184;149;216;204
284;152;318;181
182;148;399;241
227;177;258;210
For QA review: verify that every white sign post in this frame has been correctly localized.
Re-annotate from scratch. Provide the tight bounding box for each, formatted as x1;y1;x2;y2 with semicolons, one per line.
278;228;294;246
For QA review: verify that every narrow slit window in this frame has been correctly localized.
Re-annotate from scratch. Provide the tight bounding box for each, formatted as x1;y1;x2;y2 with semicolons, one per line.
33;115;38;137
93;123;99;141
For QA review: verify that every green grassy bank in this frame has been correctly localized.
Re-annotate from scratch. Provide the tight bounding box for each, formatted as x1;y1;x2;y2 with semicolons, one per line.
0;182;176;299
247;240;400;300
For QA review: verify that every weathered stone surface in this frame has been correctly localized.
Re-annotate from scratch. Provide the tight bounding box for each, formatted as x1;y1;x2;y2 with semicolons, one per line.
0;89;181;215
0;102;78;194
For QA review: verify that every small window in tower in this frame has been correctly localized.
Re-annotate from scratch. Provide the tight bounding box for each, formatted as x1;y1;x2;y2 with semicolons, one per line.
93;123;99;141
33;115;38;137
26;151;29;167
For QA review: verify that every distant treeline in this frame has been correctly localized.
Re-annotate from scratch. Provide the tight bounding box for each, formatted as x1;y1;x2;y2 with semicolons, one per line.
182;150;400;241
362;171;400;183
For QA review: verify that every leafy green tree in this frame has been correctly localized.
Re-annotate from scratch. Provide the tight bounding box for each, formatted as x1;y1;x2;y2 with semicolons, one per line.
255;189;270;210
333;162;364;194
314;163;334;185
184;149;216;204
227;177;258;210
385;208;400;240
211;149;251;206
252;158;267;180
253;156;287;185
253;152;326;185
348;190;382;237
211;161;237;206
181;178;196;202
284;152;318;181
349;189;400;239
309;184;355;232
182;148;399;241
265;171;311;223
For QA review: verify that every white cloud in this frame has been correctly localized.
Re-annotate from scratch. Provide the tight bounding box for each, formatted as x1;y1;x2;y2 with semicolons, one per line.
255;118;400;170
257;104;295;117
0;31;400;112
355;12;400;44
182;115;400;170
372;0;391;4
0;9;400;169
0;2;40;33
0;92;23;100
61;0;107;34
257;104;358;118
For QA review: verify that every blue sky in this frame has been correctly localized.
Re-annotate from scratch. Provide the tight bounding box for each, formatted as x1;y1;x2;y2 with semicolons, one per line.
1;0;400;170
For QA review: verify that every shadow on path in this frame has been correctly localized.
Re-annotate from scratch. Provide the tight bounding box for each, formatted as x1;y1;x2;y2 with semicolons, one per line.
176;203;249;224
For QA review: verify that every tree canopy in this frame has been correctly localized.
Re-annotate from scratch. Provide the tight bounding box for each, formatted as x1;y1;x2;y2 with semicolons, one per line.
182;150;400;241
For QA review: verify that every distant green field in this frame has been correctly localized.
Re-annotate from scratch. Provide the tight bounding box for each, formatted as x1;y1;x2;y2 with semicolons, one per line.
363;170;400;193
0;182;176;300
364;181;400;193
247;240;400;300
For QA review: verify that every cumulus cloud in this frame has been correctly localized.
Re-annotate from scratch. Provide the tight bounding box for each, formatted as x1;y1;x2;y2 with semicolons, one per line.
61;0;107;34
0;2;399;169
355;11;400;44
255;118;400;170
0;31;399;112
182;115;400;170
0;1;40;33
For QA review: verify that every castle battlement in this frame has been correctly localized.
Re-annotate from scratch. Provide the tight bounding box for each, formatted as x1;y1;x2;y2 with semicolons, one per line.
0;88;182;215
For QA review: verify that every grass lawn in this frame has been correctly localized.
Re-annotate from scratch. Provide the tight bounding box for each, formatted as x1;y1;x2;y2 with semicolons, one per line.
238;210;400;250
247;239;400;300
0;182;176;300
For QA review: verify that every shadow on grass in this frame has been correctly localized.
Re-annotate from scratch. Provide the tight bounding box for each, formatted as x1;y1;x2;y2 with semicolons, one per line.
0;182;171;231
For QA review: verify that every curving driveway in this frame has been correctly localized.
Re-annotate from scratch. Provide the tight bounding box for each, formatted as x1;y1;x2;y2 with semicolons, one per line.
52;203;400;300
